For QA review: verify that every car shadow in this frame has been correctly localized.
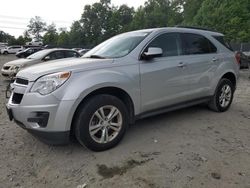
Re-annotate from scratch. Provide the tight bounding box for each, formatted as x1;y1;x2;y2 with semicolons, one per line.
20;104;210;154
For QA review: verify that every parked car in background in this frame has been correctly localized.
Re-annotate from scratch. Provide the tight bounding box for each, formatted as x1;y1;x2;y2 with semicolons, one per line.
79;49;90;56
26;39;43;46
1;48;80;77
16;47;42;58
6;27;239;151
0;42;8;52
72;48;82;51
1;46;24;54
236;51;250;69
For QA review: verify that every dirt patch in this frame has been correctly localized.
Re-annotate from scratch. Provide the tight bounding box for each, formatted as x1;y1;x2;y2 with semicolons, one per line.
0;56;250;187
97;158;153;179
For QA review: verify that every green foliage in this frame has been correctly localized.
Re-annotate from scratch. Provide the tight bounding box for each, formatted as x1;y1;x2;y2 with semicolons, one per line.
130;0;183;30
4;0;249;47
0;31;15;44
191;0;250;42
43;23;58;46
181;0;205;25
57;30;70;47
27;16;47;39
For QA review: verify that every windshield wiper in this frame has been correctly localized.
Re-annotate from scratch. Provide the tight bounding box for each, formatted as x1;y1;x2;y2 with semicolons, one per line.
88;55;106;59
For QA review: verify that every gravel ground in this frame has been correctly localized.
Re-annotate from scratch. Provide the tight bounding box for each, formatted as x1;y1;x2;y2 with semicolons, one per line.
0;55;250;188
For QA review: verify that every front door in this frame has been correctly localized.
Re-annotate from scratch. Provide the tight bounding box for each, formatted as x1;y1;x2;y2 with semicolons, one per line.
139;32;190;113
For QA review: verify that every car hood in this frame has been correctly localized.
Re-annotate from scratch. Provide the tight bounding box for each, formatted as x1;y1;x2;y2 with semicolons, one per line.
4;58;36;66
17;58;114;81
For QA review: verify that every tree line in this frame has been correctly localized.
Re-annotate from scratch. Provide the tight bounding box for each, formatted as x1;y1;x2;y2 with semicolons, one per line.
1;0;249;48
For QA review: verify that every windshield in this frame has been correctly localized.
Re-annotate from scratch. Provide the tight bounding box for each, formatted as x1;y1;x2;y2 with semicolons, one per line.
83;31;151;58
27;49;49;59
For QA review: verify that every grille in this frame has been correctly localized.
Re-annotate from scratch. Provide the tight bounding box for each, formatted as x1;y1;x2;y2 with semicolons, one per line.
15;78;28;85
12;93;23;104
3;66;10;70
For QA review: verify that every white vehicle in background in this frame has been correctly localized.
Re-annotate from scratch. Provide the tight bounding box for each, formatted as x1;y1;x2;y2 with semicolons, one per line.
0;42;8;51
0;46;24;54
26;39;43;46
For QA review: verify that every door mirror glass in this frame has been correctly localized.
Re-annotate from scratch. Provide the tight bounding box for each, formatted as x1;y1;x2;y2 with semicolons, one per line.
44;56;50;61
142;47;163;60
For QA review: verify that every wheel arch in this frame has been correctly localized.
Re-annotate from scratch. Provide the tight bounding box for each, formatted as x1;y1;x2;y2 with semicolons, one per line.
221;72;237;91
70;86;135;137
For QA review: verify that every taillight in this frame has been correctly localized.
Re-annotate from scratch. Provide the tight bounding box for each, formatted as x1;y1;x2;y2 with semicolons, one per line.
235;52;241;65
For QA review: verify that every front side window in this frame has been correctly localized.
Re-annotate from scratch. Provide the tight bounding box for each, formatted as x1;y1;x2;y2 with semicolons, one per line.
181;33;217;55
146;33;181;57
27;49;52;59
49;51;65;60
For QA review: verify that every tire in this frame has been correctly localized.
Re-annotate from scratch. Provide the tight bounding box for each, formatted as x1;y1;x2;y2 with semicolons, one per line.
74;94;129;151
3;51;8;55
208;78;234;112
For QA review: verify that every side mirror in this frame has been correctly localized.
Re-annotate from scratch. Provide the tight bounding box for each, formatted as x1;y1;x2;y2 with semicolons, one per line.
142;47;163;60
43;56;50;61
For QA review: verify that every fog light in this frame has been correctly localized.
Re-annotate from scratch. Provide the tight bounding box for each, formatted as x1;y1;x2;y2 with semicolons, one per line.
27;112;49;128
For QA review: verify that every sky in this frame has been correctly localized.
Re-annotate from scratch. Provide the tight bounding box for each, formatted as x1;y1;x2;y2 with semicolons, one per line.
0;0;147;38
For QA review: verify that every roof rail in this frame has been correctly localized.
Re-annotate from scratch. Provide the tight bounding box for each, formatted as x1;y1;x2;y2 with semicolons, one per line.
175;25;218;32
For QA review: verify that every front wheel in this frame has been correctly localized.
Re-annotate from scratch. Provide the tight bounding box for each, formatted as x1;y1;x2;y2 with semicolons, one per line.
208;78;234;112
74;94;129;151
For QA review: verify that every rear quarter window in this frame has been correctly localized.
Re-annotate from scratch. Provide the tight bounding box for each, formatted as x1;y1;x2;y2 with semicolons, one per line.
213;36;233;51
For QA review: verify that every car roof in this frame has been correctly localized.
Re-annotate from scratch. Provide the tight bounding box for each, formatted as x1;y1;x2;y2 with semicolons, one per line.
43;48;77;53
130;27;224;36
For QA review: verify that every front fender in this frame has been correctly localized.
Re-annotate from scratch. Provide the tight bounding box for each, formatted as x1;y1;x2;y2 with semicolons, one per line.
52;65;140;130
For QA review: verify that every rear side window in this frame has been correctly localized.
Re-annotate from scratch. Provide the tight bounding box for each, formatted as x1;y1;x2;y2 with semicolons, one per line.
49;51;65;60
65;51;80;58
213;36;233;51
147;33;181;57
181;33;217;55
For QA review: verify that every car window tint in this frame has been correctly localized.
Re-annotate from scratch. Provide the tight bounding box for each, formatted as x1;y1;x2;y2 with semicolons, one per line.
182;33;217;55
65;51;79;58
147;33;181;57
213;35;233;51
49;51;65;60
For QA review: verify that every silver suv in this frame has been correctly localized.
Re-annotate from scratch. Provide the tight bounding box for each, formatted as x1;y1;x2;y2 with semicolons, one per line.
6;27;240;151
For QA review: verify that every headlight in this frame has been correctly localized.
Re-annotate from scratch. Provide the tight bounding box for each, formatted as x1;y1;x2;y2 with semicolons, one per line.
30;72;71;95
10;65;21;72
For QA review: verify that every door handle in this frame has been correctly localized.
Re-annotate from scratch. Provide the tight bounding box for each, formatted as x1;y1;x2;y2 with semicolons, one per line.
177;62;186;68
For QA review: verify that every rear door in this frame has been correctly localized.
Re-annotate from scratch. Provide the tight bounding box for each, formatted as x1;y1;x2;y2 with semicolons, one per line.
8;47;14;53
180;33;219;99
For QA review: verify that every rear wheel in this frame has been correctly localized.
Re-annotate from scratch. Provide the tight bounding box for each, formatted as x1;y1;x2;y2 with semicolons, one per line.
208;78;234;112
74;94;129;151
3;51;8;55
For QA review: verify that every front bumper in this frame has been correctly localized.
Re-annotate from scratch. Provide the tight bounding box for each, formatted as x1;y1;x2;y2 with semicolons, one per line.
6;80;76;145
1;68;16;77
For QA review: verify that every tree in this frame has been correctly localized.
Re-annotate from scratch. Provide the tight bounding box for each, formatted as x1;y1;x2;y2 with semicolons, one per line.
57;30;70;47
109;5;134;35
130;0;182;30
23;30;31;42
193;0;250;42
43;23;58;46
179;0;205;25
27;16;47;39
80;0;112;46
0;30;15;44
69;21;85;47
